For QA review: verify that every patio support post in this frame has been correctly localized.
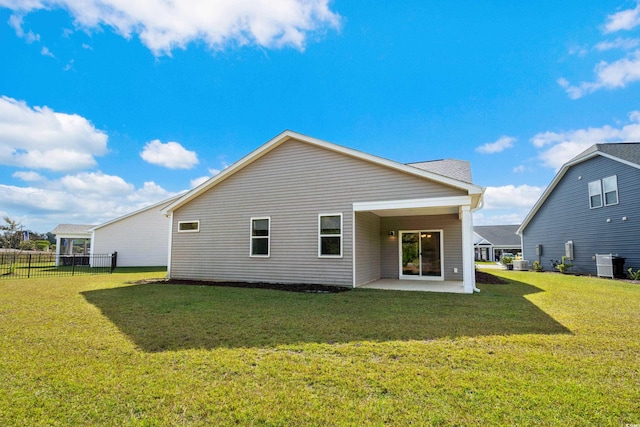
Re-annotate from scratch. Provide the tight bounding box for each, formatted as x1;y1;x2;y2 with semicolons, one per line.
460;205;476;293
55;236;62;266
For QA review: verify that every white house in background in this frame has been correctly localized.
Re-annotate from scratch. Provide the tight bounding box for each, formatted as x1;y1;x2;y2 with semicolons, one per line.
90;195;181;267
162;130;485;293
51;223;94;266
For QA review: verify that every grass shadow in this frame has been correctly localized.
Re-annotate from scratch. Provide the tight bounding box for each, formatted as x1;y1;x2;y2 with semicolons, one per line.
82;278;570;352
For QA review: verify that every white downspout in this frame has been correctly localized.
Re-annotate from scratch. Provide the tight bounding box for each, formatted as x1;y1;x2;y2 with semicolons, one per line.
166;212;173;279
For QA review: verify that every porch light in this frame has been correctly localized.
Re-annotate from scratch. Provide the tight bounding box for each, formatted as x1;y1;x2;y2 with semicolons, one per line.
388;231;395;236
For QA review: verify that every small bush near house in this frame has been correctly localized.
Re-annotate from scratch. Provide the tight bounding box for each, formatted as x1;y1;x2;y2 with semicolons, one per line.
551;256;573;273
628;267;640;281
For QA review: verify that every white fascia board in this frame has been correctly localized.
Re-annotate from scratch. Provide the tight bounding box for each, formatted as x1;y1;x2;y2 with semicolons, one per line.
353;196;472;212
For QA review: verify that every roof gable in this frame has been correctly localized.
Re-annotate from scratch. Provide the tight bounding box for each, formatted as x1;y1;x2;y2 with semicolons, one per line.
90;194;182;231
474;225;520;246
163;130;483;214
518;142;640;234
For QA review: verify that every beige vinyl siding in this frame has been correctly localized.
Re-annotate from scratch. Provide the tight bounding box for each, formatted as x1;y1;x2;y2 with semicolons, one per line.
171;140;466;286
354;212;381;285
92;208;170;267
380;214;463;281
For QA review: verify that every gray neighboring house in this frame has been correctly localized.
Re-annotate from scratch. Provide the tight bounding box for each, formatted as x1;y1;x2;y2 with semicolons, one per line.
162;130;485;293
473;225;521;262
517;142;640;276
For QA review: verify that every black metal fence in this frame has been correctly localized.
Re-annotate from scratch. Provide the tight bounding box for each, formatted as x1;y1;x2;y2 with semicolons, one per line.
0;251;117;279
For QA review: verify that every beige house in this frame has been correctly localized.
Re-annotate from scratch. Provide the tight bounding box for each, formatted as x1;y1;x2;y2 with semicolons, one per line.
162;131;484;293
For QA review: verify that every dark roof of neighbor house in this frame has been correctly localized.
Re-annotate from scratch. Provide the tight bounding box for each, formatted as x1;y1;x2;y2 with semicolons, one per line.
474;225;521;246
51;224;95;235
574;142;640;166
518;142;640;235
407;159;473;183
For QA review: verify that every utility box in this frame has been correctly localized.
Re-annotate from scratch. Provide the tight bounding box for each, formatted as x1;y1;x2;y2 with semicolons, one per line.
513;260;529;271
565;241;574;260
612;256;626;278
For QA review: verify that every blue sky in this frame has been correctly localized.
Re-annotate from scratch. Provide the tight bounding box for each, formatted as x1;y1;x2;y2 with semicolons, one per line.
1;0;640;232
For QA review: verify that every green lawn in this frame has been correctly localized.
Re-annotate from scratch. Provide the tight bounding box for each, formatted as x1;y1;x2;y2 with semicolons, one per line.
0;270;638;426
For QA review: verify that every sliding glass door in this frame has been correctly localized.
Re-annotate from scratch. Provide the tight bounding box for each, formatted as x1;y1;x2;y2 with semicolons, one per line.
400;230;443;280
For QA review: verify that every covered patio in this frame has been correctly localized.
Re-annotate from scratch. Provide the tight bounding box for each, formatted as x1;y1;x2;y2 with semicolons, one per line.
353;195;480;294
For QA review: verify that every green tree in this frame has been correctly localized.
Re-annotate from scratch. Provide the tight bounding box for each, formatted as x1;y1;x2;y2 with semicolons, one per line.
0;217;23;249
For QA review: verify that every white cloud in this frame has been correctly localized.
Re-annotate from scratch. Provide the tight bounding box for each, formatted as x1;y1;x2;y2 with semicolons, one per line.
531;111;640;169
190;167;224;188
2;0;342;55
40;46;54;57
560;3;640;98
476;136;516;154
12;171;44;181
190;176;209;188
60;171;134;195
473;184;544;225
7;13;40;42
0;96;108;171
595;37;640;51
482;185;544;210
512;165;526;173
140;140;199;169
604;2;640;33
0;175;179;231
560;50;640;99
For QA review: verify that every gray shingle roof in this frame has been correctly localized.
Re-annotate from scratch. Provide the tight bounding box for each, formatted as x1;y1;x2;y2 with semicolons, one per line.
406;159;473;183
474;225;520;246
51;224;95;235
573;142;640;166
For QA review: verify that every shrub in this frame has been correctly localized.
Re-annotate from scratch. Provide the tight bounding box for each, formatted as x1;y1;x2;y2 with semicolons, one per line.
500;255;513;265
551;256;573;274
532;260;544;272
628;268;640;280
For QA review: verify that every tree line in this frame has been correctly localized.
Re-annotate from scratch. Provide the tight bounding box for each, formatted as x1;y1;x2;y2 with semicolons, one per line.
0;217;56;251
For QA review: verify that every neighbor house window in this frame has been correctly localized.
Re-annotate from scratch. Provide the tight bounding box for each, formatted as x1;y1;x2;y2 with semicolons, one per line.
589;176;619;209
588;180;602;209
178;221;200;232
602;175;618;206
250;217;270;257
319;214;342;257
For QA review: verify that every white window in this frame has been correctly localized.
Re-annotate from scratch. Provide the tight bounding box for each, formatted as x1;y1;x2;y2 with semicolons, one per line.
589;176;619;209
602;175;619;206
178;220;200;232
588;180;602;209
318;214;342;257
250;217;270;257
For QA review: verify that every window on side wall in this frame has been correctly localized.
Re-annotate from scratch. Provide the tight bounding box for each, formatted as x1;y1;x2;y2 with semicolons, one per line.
319;214;342;257
178;220;200;232
602;175;618;206
588;180;602;209
250;217;270;257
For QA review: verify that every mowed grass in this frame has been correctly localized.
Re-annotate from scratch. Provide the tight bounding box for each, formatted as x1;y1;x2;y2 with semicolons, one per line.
0;269;639;426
